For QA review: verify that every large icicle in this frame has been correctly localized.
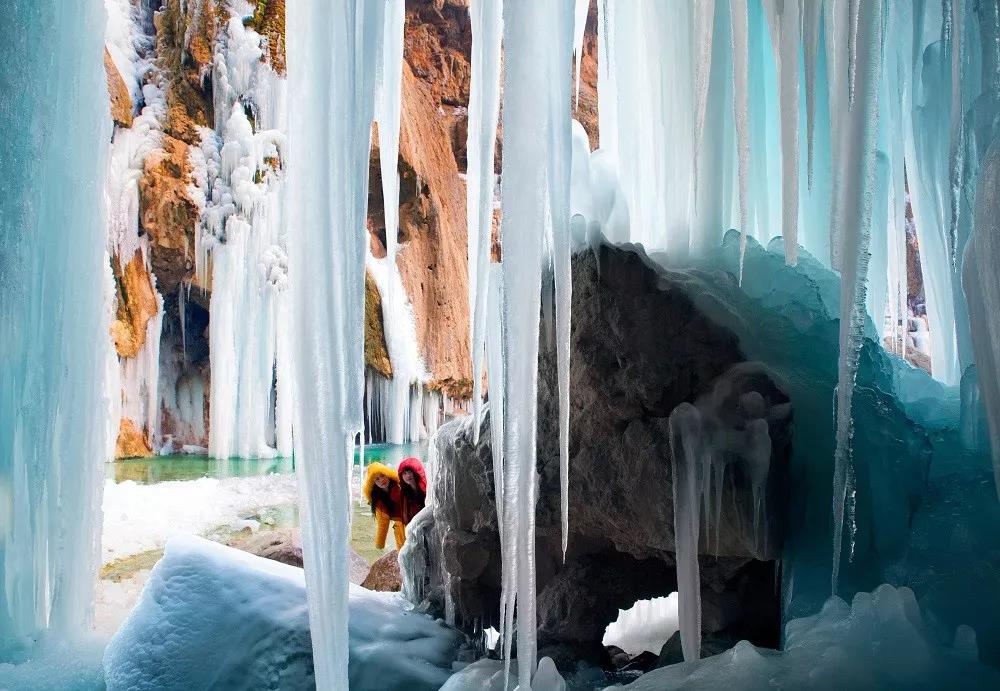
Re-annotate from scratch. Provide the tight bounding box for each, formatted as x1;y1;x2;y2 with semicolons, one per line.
830;0;883;595
378;0;405;263
692;0;716;191
286;1;384;687
765;0;802;266
668;404;705;663
467;0;503;446
499;1;574;686
0;0;110;651
730;0;750;282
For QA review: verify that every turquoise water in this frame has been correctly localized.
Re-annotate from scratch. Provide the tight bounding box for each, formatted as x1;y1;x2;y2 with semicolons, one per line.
106;441;427;485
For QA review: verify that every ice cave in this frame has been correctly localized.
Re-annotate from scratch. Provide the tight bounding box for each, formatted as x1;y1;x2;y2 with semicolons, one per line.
4;0;1000;689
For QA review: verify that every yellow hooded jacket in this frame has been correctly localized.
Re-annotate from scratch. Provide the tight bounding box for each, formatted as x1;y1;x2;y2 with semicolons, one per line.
362;463;406;549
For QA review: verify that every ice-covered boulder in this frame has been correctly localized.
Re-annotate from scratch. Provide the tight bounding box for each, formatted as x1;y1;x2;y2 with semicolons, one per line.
103;535;465;690
405;244;791;660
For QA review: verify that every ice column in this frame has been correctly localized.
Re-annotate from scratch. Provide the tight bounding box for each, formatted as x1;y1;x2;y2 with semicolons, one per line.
499;1;574;686
0;0;111;652
286;1;384;688
467;0;503;446
830;0;883;595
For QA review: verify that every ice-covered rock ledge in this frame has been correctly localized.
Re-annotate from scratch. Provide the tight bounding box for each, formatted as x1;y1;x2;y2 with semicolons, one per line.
103;535;465;690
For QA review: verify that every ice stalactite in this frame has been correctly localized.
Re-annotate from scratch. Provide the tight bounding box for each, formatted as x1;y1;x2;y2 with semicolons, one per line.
286;0;384;687
0;0;110;652
963;141;1000;499
830;0;883;595
498;1;574;686
667;366;779;663
668;404;705;663
378;0;405;264
467;0;503;447
730;0;750;283
764;0;801;267
692;0;716;193
573;0;588;105
192;7;293;459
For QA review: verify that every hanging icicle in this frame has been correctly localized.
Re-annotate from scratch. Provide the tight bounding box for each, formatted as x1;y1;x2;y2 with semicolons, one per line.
467;0;504;447
286;1;385;687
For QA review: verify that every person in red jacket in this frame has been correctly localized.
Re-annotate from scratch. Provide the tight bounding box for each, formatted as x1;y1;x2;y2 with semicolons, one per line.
362;463;406;549
397;457;427;525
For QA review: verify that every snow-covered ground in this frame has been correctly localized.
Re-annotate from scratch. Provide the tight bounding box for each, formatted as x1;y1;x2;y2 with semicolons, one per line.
101;474;298;563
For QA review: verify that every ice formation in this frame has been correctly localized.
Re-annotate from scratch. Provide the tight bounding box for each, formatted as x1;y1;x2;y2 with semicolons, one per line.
615;585;1000;691
466;0;503;447
190;2;293;460
0;0;111;657
102;536;464;690
668;365;780;661
285;0;384;687
493;1;575;686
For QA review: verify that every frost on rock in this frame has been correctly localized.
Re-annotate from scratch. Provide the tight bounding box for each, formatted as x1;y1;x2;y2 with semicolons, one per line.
102;536;464;691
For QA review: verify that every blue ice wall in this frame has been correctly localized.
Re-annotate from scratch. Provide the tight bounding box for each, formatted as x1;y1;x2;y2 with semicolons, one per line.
691;231;1000;666
0;0;111;658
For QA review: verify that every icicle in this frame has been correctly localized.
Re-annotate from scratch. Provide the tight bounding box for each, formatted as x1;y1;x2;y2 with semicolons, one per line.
802;0;822;187
730;0;750;284
573;0;588;106
500;1;575;685
947;0;965;268
286;1;385;688
467;0;503;447
668;403;704;663
692;0;716;194
765;0;802;266
830;0;883;595
378;0;405;262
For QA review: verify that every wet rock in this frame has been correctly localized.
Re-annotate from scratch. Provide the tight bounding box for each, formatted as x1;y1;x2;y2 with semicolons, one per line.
656;632;684;667
110;249;160;359
363;550;403;592
228;529;303;568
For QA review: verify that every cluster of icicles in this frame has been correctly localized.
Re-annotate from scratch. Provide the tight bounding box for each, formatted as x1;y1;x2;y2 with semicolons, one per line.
286;1;1000;689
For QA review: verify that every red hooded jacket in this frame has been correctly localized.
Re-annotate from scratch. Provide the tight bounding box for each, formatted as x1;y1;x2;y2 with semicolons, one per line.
397;457;427;524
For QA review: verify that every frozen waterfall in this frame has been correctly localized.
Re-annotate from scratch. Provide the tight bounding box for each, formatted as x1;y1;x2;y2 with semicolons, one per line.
0;0;111;655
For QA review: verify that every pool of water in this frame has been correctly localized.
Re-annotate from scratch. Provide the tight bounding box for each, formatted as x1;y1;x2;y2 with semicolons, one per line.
106;441;427;484
104;441;429;569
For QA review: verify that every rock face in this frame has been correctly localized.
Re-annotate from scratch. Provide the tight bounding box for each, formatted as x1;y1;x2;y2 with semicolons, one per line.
405;244;790;658
139;136;199;295
104;48;133;128
362;550;403;592
116;417;154;459
110;249;160;359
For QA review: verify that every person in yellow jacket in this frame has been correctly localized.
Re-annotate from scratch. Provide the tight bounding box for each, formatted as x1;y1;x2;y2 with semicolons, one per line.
362;463;407;549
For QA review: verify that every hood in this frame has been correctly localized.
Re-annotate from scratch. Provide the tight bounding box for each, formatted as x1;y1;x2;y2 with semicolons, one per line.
362;462;399;502
397;457;427;494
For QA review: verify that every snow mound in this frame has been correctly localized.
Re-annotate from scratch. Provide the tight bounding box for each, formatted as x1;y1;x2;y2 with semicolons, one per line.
603;594;680;656
0;638;105;691
103;535;464;690
441;655;566;691
609;584;1000;690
